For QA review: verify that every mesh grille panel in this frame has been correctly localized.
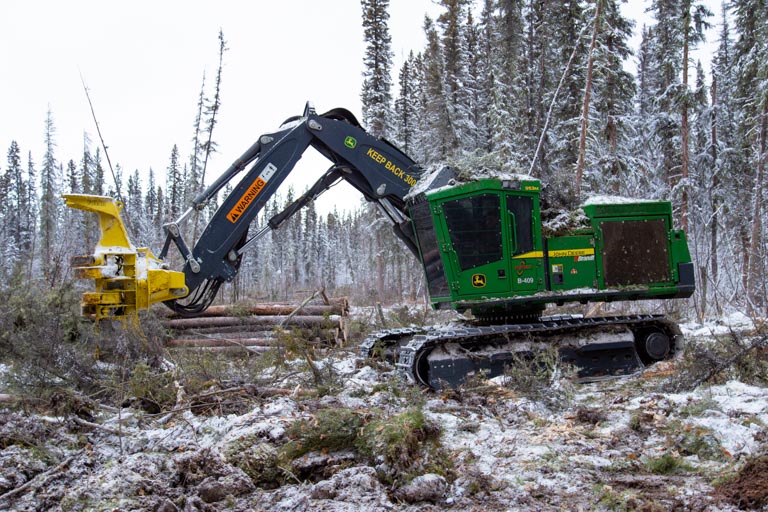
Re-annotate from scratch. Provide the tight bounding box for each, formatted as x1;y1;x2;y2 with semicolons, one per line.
601;219;670;287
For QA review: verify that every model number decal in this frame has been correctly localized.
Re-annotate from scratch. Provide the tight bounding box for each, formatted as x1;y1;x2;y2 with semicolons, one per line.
227;163;277;223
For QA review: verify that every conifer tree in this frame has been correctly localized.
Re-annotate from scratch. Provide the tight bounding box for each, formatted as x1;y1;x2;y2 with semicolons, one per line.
3;142;25;273
421;15;454;163
394;51;420;154
126;170;144;241
704;5;738;314
635;25;654;118
24;151;38;281
166;145;182;220
0;153;8;278
461;8;485;153
361;0;394;138
734;0;768;311
679;0;713;231
437;0;472;154
187;74;206;207
93;148;105;196
548;0;586;188
39;108;61;284
581;0;636;196
200;30;228;192
646;0;684;205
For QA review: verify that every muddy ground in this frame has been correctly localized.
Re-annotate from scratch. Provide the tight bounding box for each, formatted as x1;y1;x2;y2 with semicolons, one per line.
1;318;767;511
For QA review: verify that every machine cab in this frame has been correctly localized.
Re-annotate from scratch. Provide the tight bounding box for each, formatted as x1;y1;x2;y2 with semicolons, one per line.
408;175;545;311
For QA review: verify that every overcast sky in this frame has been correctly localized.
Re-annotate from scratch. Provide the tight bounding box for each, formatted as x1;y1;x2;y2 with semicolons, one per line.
0;1;720;215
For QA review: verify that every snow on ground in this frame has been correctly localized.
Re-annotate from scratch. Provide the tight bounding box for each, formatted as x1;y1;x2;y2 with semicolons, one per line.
1;319;767;511
681;311;756;338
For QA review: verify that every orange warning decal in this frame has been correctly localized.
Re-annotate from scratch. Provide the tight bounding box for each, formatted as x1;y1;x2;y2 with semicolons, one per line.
227;163;277;223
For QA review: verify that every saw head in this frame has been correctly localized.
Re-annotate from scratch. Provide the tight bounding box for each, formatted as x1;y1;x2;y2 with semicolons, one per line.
62;194;188;321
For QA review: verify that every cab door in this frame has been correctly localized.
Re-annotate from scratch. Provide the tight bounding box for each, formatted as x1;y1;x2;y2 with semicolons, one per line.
440;192;511;297
506;195;544;293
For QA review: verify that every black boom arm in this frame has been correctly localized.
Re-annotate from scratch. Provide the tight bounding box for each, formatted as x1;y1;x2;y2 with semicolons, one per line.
161;103;424;315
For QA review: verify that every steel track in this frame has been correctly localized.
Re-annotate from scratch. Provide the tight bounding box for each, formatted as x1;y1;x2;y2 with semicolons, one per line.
360;314;682;389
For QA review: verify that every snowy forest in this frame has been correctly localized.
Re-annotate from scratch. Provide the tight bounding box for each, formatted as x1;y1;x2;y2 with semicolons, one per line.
1;0;767;316
3;1;768;510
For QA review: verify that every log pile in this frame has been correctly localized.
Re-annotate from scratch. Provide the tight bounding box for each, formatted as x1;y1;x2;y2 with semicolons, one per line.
161;296;350;353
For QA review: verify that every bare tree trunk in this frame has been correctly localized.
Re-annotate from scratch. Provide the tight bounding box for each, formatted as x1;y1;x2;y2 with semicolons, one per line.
575;0;602;195
747;103;767;315
680;8;691;232
193;30;227;242
709;76;721;316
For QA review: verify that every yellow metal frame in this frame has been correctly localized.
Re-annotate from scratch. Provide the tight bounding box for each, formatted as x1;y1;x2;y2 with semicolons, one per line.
62;194;189;320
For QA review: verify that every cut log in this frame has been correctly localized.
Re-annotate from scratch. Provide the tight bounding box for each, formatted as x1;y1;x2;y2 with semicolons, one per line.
161;297;350;350
167;325;340;338
169;345;274;353
156;297;349;319
173;330;277;339
163;315;341;331
166;338;276;348
158;303;347;318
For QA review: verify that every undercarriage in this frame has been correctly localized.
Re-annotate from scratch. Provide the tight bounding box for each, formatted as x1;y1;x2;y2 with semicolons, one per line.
360;315;682;389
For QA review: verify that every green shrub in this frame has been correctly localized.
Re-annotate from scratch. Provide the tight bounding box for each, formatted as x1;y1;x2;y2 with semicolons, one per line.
280;408;364;461
279;406;451;485
501;346;576;408
357;408;441;472
643;453;693;475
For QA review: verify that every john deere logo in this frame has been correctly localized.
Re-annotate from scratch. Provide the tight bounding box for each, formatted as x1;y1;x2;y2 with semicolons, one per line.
472;274;487;288
344;136;357;149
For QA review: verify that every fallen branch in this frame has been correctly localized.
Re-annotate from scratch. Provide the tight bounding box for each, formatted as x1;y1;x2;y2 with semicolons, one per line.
683;333;768;391
145;386;314;418
0;450;84;504
280;288;323;328
72;416;134;436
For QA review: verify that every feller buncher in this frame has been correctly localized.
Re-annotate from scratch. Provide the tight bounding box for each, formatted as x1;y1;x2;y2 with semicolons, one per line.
64;103;694;389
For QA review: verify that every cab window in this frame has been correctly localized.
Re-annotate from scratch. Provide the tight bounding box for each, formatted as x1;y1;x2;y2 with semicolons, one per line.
443;194;502;271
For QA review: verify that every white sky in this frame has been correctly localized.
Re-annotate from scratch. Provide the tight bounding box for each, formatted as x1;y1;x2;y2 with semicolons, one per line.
0;1;720;215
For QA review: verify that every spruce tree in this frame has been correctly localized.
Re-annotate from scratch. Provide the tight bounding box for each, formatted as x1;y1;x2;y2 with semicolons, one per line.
3;142;24;273
421;15;454;163
732;0;768;311
360;0;394;138
394;52;419;153
706;4;738;313
679;0;713;230
200;30;228;193
646;0;685;207
39;107;61;284
582;0;636;196
166;144;182;220
187;74;206;207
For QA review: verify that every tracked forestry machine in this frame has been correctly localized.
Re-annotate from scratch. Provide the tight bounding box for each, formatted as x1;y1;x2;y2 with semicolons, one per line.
64;103;694;389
